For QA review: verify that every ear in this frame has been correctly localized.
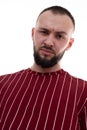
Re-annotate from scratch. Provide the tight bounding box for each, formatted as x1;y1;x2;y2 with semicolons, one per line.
31;27;35;39
66;38;74;50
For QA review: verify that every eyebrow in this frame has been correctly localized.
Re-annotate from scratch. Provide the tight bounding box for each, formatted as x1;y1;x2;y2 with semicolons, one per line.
38;27;67;35
56;31;67;36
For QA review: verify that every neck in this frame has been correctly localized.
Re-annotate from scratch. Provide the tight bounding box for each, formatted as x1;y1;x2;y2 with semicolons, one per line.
31;63;62;73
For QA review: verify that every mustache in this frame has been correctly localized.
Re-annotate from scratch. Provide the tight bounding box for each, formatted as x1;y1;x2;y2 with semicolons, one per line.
40;45;55;53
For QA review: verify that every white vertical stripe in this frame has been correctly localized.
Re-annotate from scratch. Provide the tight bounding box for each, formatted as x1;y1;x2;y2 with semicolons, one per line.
52;72;67;130
0;75;7;82
78;98;87;115
2;70;27;129
77;98;87;130
1;74;16;105
1;72;22;121
9;73;34;130
43;75;59;130
60;77;72;130
34;75;54;130
69;79;78;130
84;106;87;129
74;117;79;130
0;74;12;92
77;81;86;115
77;80;85;106
26;76;46;130
17;75;40;130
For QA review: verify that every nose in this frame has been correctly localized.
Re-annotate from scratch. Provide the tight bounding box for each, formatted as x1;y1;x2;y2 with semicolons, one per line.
45;34;54;47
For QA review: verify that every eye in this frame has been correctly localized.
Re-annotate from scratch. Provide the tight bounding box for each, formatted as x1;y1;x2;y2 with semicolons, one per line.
40;30;49;35
41;30;47;34
56;33;64;40
38;28;49;35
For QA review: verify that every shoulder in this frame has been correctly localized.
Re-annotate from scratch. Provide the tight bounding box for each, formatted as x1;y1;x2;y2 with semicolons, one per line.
64;70;87;106
63;70;87;97
65;70;87;87
0;68;31;83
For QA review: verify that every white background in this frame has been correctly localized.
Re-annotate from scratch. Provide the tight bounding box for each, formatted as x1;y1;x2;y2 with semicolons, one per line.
0;0;87;80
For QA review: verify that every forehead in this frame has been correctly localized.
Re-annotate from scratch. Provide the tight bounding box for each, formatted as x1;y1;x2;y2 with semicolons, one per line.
36;11;74;32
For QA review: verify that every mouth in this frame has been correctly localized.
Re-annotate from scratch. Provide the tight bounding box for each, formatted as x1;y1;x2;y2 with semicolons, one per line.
40;48;55;56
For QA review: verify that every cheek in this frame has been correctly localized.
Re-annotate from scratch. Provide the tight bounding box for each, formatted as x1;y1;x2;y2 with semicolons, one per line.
33;37;42;51
34;34;45;47
55;42;68;54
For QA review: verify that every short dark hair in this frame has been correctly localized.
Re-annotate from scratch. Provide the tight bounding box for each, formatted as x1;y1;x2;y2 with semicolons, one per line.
38;5;75;29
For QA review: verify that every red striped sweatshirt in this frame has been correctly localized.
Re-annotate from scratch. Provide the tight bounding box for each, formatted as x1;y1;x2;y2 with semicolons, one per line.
0;68;87;130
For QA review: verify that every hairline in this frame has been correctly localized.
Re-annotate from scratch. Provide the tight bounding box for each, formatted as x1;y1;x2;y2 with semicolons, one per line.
36;6;75;30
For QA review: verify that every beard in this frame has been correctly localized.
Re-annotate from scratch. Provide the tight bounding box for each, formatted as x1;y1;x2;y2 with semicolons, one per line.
33;46;65;68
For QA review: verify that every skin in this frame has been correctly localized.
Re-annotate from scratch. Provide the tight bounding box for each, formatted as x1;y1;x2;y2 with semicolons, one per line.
31;10;74;73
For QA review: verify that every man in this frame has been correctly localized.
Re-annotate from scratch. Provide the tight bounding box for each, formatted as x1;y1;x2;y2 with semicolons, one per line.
0;6;87;130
